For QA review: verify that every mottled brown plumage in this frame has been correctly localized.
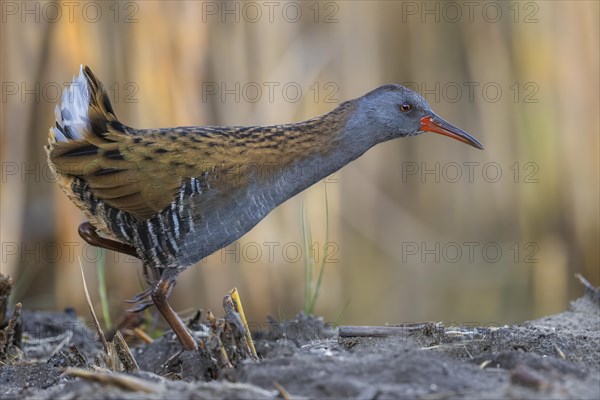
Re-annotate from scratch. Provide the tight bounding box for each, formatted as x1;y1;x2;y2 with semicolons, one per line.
47;66;482;351
49;77;353;222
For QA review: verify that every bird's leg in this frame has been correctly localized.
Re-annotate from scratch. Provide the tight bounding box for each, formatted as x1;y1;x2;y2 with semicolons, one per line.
126;278;175;313
151;278;198;350
78;222;138;259
79;222;196;350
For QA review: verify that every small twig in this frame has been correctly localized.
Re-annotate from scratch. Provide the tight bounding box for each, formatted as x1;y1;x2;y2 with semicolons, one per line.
421;340;486;351
273;381;292;400
79;258;110;354
218;338;234;369
553;343;566;360
463;345;473;359
339;323;438;337
575;273;600;303
133;327;154;344
229;287;258;360
63;367;162;393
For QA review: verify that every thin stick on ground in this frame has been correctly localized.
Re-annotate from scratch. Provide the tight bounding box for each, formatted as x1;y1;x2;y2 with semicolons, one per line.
339;323;437;337
133;328;154;344
575;273;600;302
63;368;162;393
79;258;110;354
273;381;292;400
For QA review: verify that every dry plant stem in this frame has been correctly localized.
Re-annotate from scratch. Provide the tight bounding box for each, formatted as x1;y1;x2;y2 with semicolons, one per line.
229;287;258;360
273;381;292;400
421;341;486;351
575;273;600;302
553;343;566;360
339;323;435;337
133;327;154;344
113;330;140;372
79;259;110;354
218;339;233;369
63;368;162;393
5;303;22;346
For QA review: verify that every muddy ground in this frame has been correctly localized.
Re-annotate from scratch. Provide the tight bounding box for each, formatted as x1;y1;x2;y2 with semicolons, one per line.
0;281;598;399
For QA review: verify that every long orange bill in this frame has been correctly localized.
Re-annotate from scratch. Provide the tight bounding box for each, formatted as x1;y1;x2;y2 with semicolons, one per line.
420;114;484;150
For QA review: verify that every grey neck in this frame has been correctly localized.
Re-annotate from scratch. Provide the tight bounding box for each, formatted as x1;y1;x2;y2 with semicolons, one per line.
258;111;377;206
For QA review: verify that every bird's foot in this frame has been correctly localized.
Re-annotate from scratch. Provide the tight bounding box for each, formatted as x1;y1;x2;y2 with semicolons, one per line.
125;286;153;303
124;286;154;313
126;300;154;313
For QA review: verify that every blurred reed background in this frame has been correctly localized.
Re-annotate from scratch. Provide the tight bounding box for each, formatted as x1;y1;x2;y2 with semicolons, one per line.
1;1;598;329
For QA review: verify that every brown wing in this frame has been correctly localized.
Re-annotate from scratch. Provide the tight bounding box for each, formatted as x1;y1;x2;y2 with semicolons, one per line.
46;66;219;220
49;135;183;219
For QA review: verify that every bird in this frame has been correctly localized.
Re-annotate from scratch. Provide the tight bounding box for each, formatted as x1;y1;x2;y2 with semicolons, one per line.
46;66;483;351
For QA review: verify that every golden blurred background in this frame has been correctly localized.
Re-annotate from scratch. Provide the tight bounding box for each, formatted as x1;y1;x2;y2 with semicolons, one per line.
1;1;598;329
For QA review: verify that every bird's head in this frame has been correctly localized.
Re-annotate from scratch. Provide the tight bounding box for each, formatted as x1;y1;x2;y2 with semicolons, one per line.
347;84;483;149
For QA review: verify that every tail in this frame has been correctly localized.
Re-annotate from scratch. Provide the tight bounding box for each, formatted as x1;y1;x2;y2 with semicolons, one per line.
47;65;131;181
49;65;122;147
46;66;169;222
46;66;134;212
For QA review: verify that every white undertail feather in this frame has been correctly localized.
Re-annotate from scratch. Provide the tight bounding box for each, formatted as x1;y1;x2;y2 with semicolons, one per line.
45;65;126;241
50;65;91;143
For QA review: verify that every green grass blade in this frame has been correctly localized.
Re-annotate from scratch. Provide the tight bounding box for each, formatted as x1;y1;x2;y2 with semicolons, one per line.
301;199;314;314
310;185;330;312
96;248;111;328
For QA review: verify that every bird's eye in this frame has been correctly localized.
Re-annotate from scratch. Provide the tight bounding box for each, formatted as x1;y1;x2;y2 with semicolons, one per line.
399;103;412;112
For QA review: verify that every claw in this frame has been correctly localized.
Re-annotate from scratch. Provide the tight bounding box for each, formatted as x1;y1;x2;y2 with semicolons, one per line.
126;300;155;313
125;287;154;303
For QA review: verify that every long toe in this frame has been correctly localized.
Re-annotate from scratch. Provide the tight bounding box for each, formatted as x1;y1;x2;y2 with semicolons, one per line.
126;300;155;313
125;287;154;303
